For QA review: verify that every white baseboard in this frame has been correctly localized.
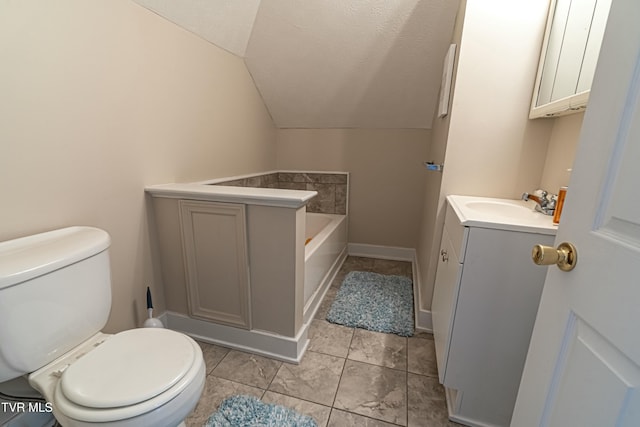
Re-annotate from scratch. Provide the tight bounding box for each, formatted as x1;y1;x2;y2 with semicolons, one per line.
162;311;308;364
411;251;433;333
445;387;500;427
347;243;415;261
416;309;433;332
158;243;433;361
347;243;433;333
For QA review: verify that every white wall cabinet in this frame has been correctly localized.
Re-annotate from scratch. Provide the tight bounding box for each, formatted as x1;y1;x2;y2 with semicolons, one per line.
530;0;612;118
432;201;554;427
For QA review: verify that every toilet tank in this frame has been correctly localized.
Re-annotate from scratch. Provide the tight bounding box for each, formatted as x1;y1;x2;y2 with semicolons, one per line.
0;227;112;383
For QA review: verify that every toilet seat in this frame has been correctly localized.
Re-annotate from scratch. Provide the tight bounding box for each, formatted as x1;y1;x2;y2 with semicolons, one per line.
47;328;203;423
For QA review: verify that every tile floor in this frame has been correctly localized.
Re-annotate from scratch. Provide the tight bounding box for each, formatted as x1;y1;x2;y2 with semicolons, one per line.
185;256;460;426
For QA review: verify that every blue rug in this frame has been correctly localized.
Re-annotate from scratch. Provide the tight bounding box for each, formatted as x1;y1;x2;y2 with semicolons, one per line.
205;395;318;427
326;271;414;337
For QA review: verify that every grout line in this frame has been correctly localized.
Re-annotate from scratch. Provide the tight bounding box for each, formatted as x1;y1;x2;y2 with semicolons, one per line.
196;257;425;427
406;322;410;427
209;348;231;375
263;359;281;394
329;260;353;410
408;267;413;383
329;319;352;410
328;257;409;426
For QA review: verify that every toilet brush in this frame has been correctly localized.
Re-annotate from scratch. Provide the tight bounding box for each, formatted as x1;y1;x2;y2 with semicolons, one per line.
143;286;164;328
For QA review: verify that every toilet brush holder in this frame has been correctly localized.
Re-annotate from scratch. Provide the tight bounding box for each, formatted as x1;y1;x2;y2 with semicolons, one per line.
143;286;164;328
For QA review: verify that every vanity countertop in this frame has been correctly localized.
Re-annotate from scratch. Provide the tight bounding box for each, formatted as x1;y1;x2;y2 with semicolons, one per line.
447;195;557;235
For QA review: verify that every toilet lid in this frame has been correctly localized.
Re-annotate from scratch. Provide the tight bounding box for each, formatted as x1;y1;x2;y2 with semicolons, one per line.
60;328;196;409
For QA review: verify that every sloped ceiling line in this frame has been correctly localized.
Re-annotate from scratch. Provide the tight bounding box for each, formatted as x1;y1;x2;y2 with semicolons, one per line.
132;0;460;129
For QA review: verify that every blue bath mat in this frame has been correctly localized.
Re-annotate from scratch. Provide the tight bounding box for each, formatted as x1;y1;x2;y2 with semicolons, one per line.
326;271;414;336
205;395;318;427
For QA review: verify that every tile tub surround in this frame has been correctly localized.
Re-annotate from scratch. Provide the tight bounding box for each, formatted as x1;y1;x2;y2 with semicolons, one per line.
185;257;462;427
206;171;349;215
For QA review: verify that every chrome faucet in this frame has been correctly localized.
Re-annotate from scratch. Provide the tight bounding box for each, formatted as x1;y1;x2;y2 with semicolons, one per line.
522;190;557;215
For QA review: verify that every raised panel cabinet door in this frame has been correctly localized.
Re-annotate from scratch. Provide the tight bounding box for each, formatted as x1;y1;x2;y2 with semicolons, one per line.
179;200;251;329
431;225;464;384
550;0;597;102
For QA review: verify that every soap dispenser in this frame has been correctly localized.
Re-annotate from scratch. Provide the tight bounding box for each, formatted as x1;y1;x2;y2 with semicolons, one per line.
553;186;567;225
553;168;571;225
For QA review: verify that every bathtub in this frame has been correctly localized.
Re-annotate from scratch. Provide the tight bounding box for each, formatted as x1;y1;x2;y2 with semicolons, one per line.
146;175;349;362
303;213;348;320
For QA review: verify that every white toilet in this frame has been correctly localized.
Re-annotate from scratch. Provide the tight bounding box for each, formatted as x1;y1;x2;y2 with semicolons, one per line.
0;227;205;427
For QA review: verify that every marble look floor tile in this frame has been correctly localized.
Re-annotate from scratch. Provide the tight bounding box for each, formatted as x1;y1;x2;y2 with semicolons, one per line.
409;399;455;427
331;269;348;289
348;329;407;370
408;336;438;378
315;287;338;319
372;259;413;278
262;391;332;427
341;256;376;272
211;350;281;389
408;373;460;427
269;351;345;406
184;376;264;427
413;330;435;340
197;341;230;374
188;257;455;427
308;319;354;358
327;409;399;427
334;360;407;426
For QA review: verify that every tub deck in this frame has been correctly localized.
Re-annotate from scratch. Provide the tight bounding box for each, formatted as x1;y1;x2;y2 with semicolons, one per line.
146;172;349;363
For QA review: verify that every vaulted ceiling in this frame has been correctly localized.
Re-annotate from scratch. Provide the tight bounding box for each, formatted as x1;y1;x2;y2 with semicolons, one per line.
133;0;460;129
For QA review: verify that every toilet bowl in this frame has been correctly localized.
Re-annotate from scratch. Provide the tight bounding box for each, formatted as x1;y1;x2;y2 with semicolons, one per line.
29;329;205;427
0;227;206;427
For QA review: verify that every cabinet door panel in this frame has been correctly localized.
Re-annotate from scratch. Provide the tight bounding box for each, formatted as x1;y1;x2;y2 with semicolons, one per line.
445;227;553;425
180;200;251;329
576;0;612;93
538;0;571;105
432;226;463;384
551;0;597;102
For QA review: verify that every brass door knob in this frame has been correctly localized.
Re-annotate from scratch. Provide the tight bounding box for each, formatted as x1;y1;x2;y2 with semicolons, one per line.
532;242;577;271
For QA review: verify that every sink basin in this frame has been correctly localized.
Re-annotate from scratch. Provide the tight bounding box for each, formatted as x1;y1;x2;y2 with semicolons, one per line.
465;200;536;218
447;195;557;235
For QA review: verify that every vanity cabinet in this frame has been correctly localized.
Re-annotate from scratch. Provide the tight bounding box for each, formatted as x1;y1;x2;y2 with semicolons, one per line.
432;199;554;427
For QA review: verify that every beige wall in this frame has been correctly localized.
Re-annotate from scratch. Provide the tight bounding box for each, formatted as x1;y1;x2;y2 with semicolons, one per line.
440;0;553;199
416;0;466;310
276;129;430;248
540;113;585;192
416;0;554;313
0;0;586;337
0;1;276;332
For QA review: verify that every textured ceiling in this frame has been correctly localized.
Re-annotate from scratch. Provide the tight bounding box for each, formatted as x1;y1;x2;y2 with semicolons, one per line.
132;0;261;56
132;0;460;129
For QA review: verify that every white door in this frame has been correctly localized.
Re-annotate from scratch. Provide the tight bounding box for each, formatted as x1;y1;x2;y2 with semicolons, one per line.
511;0;640;425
